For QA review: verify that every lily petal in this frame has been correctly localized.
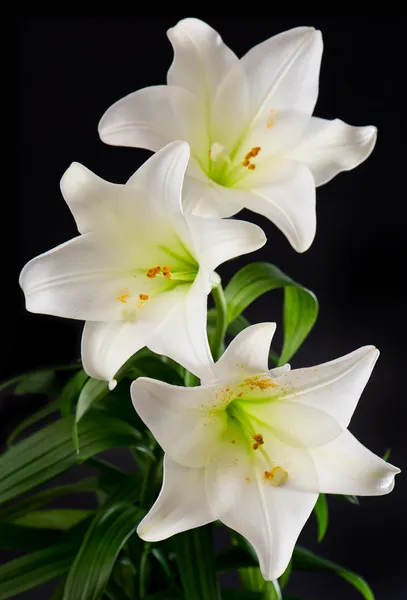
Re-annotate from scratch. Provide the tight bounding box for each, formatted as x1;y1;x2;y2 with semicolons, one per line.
239;27;323;155
276;346;379;429
147;274;215;382
182;173;243;219
138;455;213;542
206;439;318;580
234;159;316;252
98;86;206;158
310;430;400;496
61;163;123;234
167;18;238;108
19;232;132;321
186;214;266;275
289;117;377;186
131;377;226;468
213;323;276;381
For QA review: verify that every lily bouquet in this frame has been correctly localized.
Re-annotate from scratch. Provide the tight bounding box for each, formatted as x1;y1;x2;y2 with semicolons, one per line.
2;18;400;600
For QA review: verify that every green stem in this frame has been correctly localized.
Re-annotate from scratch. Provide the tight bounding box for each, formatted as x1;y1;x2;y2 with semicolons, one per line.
174;525;221;600
211;282;228;361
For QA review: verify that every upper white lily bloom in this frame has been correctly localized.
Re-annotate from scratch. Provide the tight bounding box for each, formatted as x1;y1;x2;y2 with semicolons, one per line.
131;323;399;580
19;142;266;388
99;18;377;252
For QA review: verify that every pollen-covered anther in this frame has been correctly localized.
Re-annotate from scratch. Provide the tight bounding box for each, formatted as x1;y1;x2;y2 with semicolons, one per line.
137;293;150;309
116;289;130;303
162;265;172;279
266;109;278;129
146;266;161;279
248;164;256;170
252;433;264;450
243;146;261;170
264;466;288;487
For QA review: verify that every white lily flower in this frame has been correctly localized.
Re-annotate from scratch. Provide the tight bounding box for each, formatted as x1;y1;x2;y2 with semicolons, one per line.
99;18;377;252
131;323;399;580
19;142;266;388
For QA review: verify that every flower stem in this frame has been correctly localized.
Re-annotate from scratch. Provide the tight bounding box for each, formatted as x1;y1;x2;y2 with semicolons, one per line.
173;525;221;600
211;282;228;361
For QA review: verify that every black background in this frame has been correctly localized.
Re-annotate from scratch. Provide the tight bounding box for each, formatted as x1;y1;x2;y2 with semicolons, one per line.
4;15;406;599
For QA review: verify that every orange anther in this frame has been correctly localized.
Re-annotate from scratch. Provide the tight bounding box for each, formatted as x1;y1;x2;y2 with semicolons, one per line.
248;164;256;170
139;293;149;301
242;159;250;167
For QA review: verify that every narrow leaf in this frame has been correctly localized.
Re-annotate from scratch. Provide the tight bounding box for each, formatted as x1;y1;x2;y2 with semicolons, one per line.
13;509;93;529
314;493;329;542
14;370;56;395
59;370;89;416
0;413;142;504
0;521;63;551
7;397;61;445
216;546;258;572
293;546;374;600
63;502;144;600
76;378;110;424
0;543;75;600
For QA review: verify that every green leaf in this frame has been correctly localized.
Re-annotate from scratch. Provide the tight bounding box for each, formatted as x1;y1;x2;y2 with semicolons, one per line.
13;509;93;529
0;413;142;504
126;356;184;385
14;369;56;395
0;477;101;521
59;369;89;416
293;546;374;600
264;580;282;600
0;543;75;600
62;502;144;600
343;495;360;505
76;378;110;423
7;397;61;445
0;521;63;551
382;447;391;462
216;546;258;572
222;262;318;365
314;493;329;542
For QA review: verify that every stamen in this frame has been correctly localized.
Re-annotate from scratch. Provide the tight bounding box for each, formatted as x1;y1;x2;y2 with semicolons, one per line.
248;164;256;170
139;293;149;301
146;266;161;279
116;289;130;303
242;147;261;171
252;433;264;450
264;466;288;487
266;109;278;129
163;265;172;279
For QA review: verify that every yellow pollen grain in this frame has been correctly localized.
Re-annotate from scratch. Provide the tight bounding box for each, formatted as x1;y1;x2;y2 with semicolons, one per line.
243;376;276;391
231;440;236;444
116;290;130;303
266;109;278;129
264;466;288;487
245;477;251;484
139;293;149;301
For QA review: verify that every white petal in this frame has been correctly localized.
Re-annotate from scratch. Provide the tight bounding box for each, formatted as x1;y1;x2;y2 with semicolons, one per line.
276;346;379;429
310;430;400;496
289;117;377;186
19;233;132;321
131;377;227;468
60;163;123;235
182;173;243;219
81;286;191;384
98;86;207;159
138;455;213;542
206;438;318;580
167;18;238;107
213;323;276;381
248;400;343;448
81;319;149;386
238;27;323;155
147;274;215;382
234;159;316;253
125;141;193;248
269;364;291;378
186;214;266;275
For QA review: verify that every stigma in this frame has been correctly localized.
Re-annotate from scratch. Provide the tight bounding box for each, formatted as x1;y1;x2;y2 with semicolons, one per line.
209;142;231;163
264;466;288;487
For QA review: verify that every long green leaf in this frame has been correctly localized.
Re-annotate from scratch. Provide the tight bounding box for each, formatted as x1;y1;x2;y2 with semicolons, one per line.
63;502;144;600
59;369;89;416
0;413;142;504
293;546;374;600
14;509;93;529
216;546;258;572
0;543;75;600
14;369;56;395
222;262;318;365
7;397;61;445
0;477;101;520
76;378;110;423
0;521;63;551
314;493;329;542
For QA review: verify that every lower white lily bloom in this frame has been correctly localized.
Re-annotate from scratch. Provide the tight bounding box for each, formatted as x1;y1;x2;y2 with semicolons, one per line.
99;18;377;252
131;323;400;580
19;142;266;388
